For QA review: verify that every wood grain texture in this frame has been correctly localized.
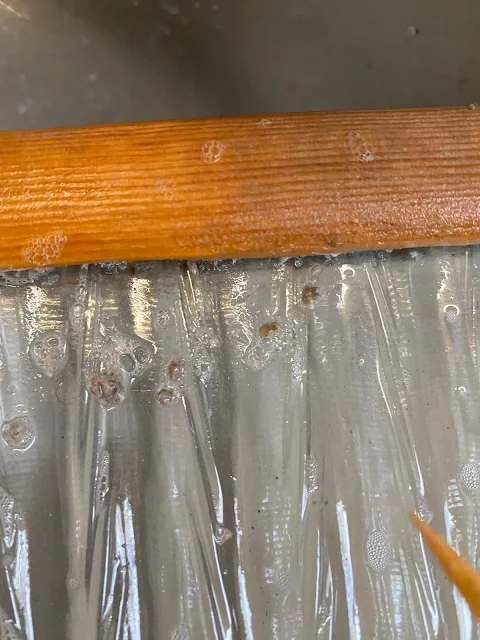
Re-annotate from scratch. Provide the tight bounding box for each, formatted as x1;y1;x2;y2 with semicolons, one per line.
1;107;480;268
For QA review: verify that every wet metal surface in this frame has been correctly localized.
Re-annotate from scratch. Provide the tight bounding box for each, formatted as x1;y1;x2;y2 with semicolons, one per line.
0;251;478;637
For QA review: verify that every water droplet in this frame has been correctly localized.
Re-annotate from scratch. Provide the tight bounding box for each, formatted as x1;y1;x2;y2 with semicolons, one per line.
156;177;176;197
170;627;189;640
199;328;219;349
209;336;220;349
72;304;82;318
1;417;35;452
96;450;110;507
358;358;365;367
67;577;80;591
214;523;232;546
365;529;391;572
348;131;375;163
133;346;150;365
76;284;87;298
444;304;460;323
416;496;433;523
310;264;323;280
200;140;225;164
274;257;289;271
340;265;355;278
287;306;305;325
457;386;467;395
29;331;67;378
191;344;213;383
291;337;304;382
307;456;319;495
157;309;170;330
409;250;426;264
460;462;480;493
245;339;274;371
294;257;303;268
274;566;289;591
0;488;15;547
1;554;13;568
98;261;128;274
156;387;177;407
401;365;412;390
70;303;85;331
97;334;153;380
0;268;59;288
90;371;125;409
120;353;136;373
192;356;213;383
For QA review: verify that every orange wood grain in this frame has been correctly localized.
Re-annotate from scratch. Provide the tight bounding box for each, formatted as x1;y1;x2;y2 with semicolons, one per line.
1;107;480;268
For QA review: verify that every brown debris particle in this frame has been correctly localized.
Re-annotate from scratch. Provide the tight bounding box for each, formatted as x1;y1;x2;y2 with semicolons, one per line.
167;360;185;381
90;372;125;409
302;285;319;307
259;322;279;339
156;388;176;406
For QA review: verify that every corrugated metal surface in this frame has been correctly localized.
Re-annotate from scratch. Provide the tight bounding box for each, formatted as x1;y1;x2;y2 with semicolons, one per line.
0;249;478;638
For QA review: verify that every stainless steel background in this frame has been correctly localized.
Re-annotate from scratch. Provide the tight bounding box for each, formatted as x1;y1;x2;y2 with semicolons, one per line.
1;0;480;130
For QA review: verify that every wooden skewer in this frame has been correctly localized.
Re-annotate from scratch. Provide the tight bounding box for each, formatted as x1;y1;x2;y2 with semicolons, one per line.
409;510;480;616
1;107;480;268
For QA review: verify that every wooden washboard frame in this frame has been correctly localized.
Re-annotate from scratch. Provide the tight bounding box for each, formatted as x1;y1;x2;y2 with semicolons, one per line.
0;106;479;269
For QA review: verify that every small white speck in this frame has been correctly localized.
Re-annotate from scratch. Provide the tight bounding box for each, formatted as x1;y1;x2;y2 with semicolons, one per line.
163;2;179;14
17;98;32;115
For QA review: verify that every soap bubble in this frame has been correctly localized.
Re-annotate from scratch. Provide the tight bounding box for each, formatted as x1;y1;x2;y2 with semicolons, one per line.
29;331;67;378
1;417;35;452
